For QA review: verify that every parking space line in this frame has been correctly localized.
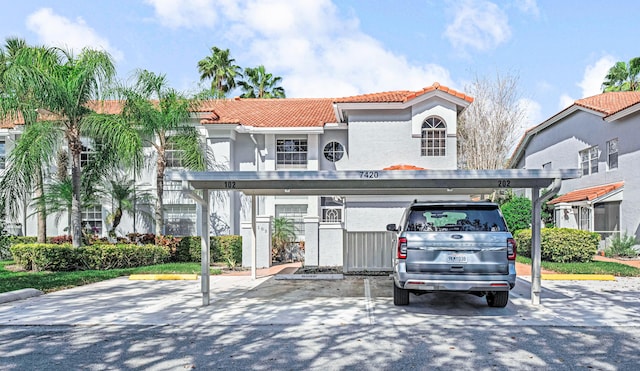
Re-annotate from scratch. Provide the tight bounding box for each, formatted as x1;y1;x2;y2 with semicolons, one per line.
364;279;375;325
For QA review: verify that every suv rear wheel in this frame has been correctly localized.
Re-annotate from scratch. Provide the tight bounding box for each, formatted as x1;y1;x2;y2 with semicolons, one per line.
486;291;509;307
393;283;409;306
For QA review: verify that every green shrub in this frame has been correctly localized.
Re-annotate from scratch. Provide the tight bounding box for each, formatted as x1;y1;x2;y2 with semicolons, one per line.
10;243;78;271
606;233;639;258
215;235;242;268
500;196;532;233
175;236;203;263
77;244;170;270
515;228;599;263
10;243;169;271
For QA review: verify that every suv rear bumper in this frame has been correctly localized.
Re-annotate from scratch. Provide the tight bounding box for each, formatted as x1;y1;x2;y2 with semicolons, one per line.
394;262;516;292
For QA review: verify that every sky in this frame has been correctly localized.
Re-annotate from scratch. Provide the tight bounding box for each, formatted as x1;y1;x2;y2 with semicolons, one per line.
1;0;639;138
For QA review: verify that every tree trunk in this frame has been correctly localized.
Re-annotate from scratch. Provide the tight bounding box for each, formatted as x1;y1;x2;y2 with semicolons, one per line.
35;167;47;243
68;125;83;247
155;152;165;236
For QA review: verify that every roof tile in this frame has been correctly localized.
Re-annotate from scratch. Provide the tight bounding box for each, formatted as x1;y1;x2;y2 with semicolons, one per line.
575;92;640;116
548;182;624;204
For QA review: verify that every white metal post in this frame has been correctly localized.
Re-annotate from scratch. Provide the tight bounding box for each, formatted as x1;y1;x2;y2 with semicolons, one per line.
531;187;541;305
201;189;210;306
251;194;257;280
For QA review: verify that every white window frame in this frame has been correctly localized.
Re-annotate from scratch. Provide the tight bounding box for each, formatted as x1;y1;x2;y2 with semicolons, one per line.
579;146;598;176
275;204;308;238
607;138;618;170
276;138;307;169
82;205;103;235
323;141;345;162
163;204;196;236
165;141;184;168
421;117;446;156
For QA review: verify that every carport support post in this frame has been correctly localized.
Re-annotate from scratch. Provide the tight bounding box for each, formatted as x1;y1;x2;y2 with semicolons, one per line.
531;187;542;305
201;189;210;306
251;195;257;280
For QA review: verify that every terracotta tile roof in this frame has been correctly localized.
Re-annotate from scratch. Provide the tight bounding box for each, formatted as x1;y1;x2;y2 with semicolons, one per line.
197;98;336;127
575;91;640;117
383;164;427;170
335;82;473;104
86;100;126;114
548;182;624;204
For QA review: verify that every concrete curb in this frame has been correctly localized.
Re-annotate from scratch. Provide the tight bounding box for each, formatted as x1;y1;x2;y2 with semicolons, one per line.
128;274;198;280
0;288;44;304
542;274;616;281
275;274;344;280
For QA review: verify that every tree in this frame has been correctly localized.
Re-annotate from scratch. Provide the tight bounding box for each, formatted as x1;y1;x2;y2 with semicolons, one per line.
87;69;207;236
0;38;58;242
238;65;286;98
271;217;296;262
457;71;526;169
602;57;640;92
197;47;242;98
103;174;153;237
500;196;532;233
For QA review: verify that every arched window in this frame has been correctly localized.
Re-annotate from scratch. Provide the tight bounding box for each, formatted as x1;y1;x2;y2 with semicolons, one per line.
421;117;446;156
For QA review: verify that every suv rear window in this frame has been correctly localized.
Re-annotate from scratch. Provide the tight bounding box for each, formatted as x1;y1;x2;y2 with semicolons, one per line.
406;205;507;232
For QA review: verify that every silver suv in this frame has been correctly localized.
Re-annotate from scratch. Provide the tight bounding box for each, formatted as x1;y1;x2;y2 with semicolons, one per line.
386;201;517;307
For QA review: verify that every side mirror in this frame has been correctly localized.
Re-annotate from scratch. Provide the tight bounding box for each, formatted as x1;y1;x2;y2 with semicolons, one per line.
386;223;397;232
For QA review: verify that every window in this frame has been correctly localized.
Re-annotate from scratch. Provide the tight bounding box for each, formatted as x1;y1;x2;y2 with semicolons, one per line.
0;140;5;169
607;138;618;170
421;117;446;156
82;205;102;235
594;202;620;241
577;206;591;231
323;141;345;162
276;139;307;169
275;204;307;238
579;146;598;175
165;141;183;168
164;204;196;236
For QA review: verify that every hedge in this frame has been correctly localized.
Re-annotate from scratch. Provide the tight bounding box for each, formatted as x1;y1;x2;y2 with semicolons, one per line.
175;235;242;267
514;228;599;263
10;243;170;271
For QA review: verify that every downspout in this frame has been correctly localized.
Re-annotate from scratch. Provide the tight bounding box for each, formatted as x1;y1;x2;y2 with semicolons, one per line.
531;178;562;305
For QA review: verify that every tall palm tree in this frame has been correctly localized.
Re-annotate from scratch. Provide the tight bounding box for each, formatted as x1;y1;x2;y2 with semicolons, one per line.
602;57;640;92
103;174;153;237
197;46;242;98
238;65;286;98
86;69;207;236
0;38;58;242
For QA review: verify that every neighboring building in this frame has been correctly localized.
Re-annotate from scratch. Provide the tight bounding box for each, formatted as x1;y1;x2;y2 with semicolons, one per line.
1;82;474;267
509;91;640;245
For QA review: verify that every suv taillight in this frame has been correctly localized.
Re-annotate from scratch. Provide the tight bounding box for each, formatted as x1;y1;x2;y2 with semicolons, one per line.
507;238;517;260
397;237;407;259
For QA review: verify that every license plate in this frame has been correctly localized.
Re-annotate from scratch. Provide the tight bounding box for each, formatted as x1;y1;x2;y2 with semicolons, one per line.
447;254;468;263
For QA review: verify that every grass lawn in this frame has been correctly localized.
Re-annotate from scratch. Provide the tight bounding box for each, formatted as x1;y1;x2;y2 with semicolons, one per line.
517;256;640;277
0;260;222;294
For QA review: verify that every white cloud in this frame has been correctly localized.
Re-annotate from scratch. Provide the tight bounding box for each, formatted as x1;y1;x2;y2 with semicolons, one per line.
444;0;511;52
577;55;617;97
144;0;218;29
559;94;574;110
26;8;124;61
514;0;540;17
215;0;454;97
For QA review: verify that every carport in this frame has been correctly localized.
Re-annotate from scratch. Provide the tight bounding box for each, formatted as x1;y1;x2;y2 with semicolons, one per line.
167;169;581;306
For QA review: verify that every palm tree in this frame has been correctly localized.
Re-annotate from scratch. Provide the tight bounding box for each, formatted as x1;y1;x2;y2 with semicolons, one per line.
86;69;207;236
238;65;286;98
271;217;296;262
0;39;59;242
602;57;640;92
197;47;242;98
103;174;153;237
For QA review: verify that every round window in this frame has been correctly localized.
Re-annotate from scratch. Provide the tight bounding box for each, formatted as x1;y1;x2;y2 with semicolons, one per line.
323;141;345;162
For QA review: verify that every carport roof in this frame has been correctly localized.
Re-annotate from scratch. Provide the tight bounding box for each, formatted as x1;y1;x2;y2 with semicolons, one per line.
167;169;582;196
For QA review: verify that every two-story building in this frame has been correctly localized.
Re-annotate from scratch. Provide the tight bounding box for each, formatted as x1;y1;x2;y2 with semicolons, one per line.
509;91;640;245
2;82;474;267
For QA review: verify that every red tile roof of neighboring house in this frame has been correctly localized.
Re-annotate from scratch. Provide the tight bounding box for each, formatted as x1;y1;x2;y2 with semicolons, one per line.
575;92;640;116
383;164;427;170
334;82;474;104
548;182;624;204
197;98;336;127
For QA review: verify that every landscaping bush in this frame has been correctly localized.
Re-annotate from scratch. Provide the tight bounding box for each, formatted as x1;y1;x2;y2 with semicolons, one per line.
10;243;170;271
174;235;242;267
500;196;532;233
9;236;37;245
514;228;599;263
76;244;170;270
606;233;640;258
10;243;78;271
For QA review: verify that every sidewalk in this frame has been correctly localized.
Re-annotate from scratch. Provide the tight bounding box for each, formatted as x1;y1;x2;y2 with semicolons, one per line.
219;262;301;277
